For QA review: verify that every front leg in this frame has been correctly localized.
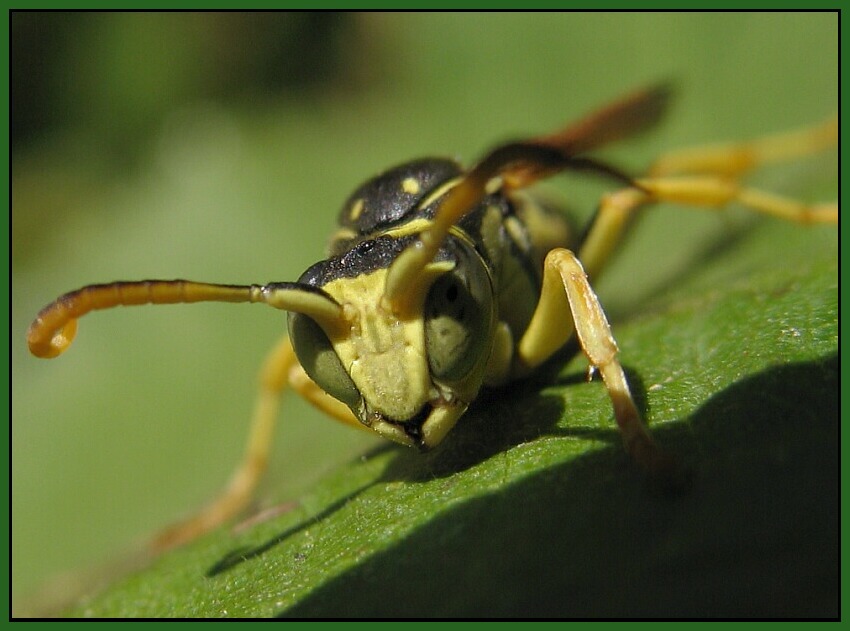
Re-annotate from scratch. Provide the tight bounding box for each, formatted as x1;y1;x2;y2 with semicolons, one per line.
514;248;668;475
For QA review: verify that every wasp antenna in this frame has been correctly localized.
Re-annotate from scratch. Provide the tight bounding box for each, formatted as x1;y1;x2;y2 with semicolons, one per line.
383;85;674;309
27;280;256;358
383;170;487;308
383;150;636;308
259;282;346;335
383;143;567;307
27;279;345;359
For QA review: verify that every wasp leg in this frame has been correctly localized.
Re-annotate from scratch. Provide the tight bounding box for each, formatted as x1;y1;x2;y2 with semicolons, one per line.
649;115;837;179
152;335;295;550
514;249;668;475
579;117;837;280
152;335;363;550
581;177;835;280
638;176;837;224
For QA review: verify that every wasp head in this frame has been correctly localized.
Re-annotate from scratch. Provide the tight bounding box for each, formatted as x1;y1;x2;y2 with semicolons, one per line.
288;232;495;450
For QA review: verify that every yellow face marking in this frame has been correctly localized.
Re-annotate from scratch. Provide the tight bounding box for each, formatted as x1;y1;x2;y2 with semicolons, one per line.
402;177;421;195
349;198;365;221
322;267;437;423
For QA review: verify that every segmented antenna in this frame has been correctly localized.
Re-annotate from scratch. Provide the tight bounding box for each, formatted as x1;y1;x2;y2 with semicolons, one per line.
27;279;345;358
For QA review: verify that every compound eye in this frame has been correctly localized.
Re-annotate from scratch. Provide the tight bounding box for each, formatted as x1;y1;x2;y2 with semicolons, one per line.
425;256;493;383
288;312;361;411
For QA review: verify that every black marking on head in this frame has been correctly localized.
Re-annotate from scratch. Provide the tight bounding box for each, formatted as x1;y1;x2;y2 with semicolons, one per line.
338;158;463;236
299;235;411;287
299;233;457;288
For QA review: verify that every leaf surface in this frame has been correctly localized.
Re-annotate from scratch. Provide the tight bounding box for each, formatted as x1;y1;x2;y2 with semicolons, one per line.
66;219;838;618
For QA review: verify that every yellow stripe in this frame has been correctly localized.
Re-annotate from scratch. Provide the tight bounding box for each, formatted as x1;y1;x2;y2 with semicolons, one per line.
418;176;463;209
380;217;478;252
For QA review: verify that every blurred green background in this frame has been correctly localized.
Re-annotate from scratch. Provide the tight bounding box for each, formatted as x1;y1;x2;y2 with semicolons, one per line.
11;12;837;608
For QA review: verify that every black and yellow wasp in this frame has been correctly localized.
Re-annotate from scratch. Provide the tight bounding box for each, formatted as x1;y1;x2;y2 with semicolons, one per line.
27;85;837;549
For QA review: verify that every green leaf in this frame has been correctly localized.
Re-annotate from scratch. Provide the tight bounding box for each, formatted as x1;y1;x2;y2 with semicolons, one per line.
13;13;836;619
62;217;837;618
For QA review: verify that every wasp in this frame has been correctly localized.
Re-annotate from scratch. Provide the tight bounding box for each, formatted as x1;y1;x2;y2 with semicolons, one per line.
27;85;837;550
